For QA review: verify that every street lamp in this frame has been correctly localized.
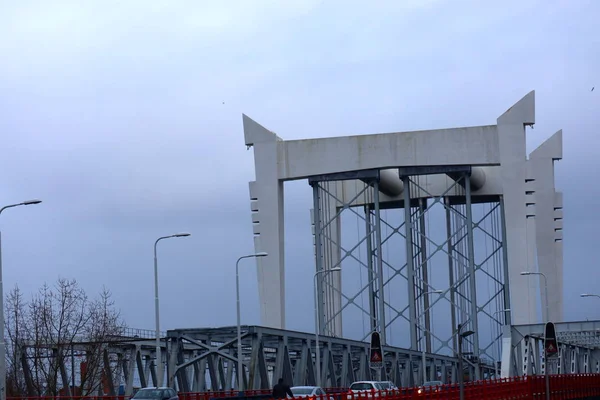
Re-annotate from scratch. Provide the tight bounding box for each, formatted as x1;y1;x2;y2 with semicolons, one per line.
236;252;268;392
521;271;550;400
420;290;443;384
0;199;42;400
581;293;600;300
154;232;191;387
457;324;475;400
314;267;342;387
492;309;511;378
520;271;549;323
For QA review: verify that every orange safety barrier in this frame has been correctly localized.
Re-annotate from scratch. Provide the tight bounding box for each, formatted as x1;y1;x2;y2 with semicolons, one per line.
9;375;600;400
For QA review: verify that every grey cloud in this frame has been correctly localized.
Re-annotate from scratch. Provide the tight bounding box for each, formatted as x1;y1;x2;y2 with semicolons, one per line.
0;0;598;340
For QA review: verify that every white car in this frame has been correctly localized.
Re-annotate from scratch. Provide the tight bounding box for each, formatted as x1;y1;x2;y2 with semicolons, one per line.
346;381;389;399
377;381;398;391
290;386;334;400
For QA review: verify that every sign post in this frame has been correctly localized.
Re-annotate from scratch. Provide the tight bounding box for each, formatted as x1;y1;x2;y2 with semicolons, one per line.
544;322;558;400
369;331;383;380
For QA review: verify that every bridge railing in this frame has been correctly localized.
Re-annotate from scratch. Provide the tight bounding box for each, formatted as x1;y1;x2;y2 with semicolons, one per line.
8;375;600;400
179;390;272;400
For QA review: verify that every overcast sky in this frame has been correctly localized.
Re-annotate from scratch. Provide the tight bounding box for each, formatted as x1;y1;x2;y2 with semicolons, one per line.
0;0;598;341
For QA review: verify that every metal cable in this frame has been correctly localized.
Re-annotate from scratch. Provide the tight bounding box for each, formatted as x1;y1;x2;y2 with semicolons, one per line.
494;203;503;360
384;208;392;344
356;180;367;339
322;182;330;335
483;203;492;358
425;175;432;352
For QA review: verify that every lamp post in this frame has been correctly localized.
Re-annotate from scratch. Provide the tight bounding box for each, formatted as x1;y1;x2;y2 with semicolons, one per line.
520;271;549;323
457;323;475;400
154;232;191;387
236;252;268;392
581;294;600;323
521;271;550;400
581;293;600;300
0;199;42;400
420;290;443;384
314;267;341;388
492;309;511;378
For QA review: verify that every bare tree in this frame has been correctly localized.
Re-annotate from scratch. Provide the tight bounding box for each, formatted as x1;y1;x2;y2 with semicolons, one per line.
5;279;126;396
79;287;125;396
5;285;27;396
30;279;90;395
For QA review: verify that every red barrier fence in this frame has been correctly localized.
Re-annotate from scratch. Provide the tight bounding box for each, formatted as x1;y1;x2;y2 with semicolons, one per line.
9;374;600;400
179;390;272;400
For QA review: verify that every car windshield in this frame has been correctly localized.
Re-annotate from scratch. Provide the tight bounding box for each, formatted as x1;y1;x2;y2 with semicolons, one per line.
133;389;167;399
423;381;442;387
350;383;373;391
291;388;314;395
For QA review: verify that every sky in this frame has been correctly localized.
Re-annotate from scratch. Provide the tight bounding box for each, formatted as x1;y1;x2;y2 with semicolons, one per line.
0;0;599;345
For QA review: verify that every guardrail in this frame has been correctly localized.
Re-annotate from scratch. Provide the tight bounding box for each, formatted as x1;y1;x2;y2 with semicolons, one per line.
8;375;600;400
177;388;350;400
179;390;272;400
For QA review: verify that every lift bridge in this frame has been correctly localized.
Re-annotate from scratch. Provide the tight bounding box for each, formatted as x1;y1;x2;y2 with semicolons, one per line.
18;91;596;395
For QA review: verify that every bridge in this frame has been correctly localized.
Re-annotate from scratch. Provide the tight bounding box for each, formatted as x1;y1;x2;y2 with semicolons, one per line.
17;91;598;396
18;322;600;394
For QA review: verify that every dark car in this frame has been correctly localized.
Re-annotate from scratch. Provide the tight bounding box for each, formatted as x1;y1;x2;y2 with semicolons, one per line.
417;381;444;395
132;387;179;400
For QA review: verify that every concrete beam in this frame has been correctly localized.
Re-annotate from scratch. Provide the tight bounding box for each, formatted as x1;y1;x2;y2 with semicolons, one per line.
278;125;500;180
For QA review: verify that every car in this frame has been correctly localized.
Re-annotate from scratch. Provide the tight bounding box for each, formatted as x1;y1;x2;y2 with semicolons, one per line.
416;381;444;395
347;381;390;399
376;381;398;391
131;387;179;400
290;386;334;400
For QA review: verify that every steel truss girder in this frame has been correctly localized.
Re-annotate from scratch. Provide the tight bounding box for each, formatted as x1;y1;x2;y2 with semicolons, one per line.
401;175;507;380
19;335;199;397
309;169;508;383
506;321;600;377
167;325;497;391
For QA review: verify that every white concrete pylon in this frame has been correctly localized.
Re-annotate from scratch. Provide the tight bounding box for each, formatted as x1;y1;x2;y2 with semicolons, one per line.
244;114;286;329
529;130;563;323
496;90;537;325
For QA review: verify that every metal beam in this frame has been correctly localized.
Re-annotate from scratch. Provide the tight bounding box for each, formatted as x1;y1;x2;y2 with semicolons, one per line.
166;325;489;391
507;320;600;377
